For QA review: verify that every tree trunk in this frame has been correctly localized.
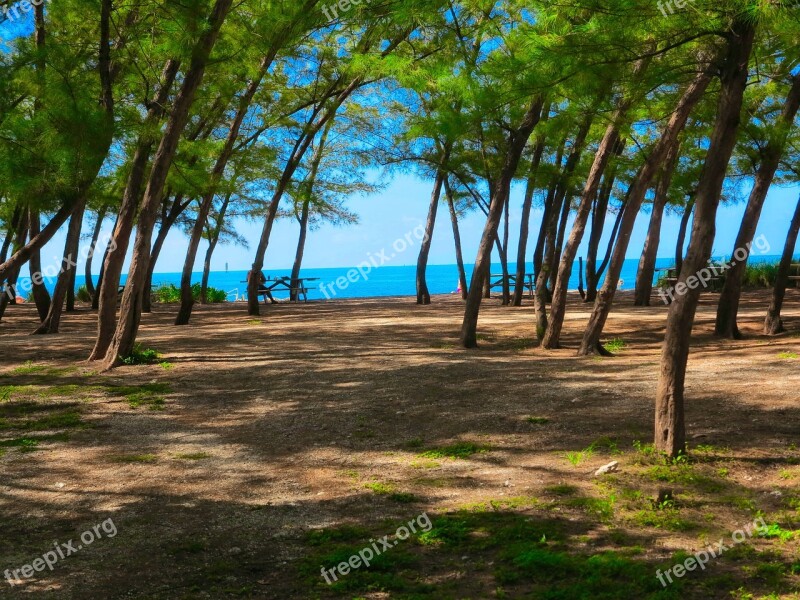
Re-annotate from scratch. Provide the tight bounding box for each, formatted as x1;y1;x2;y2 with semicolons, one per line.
542;120;626;349
579;65;714;355
202;192;234;303
0;212;29;323
513;134;547;306
28;209;52;321
549;192;571;293
290;200;311;302
89;58;180;361
84;207;106;299
715;72;800;339
532;139;565;282
101;0;233;369
765;194;800;335
177;54;276;325
33;200;86;334
445;180;468;300
144;194;187;313
92;216;115;310
461;98;545;347
654;18;755;457
635;143;681;306
675;199;695;274
585;171;616;302
66;268;76;313
417;153;449;304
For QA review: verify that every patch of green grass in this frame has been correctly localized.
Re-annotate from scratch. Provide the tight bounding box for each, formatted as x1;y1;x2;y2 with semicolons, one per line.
565;445;595;467
174;452;211;461
526;416;550;425
476;332;496;342
419;442;488;460
364;482;395;495
388;492;419;503
11;361;48;375
126;392;165;410
545;484;580;496
602;338;626;353
757;523;798;542
158;362;174;370
112;453;158;463
246;319;263;326
410;458;441;469
404;437;424;449
121;345;162;365
778;352;798;360
106;383;170;410
631;507;697;532
0;409;83;432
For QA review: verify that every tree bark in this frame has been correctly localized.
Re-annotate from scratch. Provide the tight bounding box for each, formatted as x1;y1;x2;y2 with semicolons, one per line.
84;208;106;299
144;193;188;313
33;200;86;334
0;212;29;323
765;194;800;335
101;0;233;369
654;18;755;457
715;72;800;339
416;147;450;305
89;58;180;360
532;139;565;282
579;65;714;355
460;98;544;347
635;143;681;306
27;209;52;321
513;131;548;306
675;199;695;274
444;179;468;300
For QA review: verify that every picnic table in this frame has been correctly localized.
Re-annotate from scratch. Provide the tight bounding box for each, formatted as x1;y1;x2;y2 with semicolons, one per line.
489;273;535;297
656;266;724;292
790;263;800;287
243;276;320;304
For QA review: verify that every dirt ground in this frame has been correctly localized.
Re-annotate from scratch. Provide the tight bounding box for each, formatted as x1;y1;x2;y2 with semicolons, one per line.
1;290;799;599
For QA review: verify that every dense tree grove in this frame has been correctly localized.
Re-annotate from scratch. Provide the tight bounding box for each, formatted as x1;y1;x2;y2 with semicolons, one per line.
1;0;800;457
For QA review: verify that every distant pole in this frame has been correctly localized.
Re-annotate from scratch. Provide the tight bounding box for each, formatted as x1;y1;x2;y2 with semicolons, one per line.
225;262;228;272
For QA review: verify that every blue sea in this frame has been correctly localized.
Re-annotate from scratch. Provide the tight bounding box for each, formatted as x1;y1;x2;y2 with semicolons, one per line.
16;255;790;303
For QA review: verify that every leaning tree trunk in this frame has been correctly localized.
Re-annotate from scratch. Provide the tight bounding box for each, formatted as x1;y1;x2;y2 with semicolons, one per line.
0;212;29;322
513;137;547;306
635;143;681;306
549;193;571;293
765;193;800;335
33;200;86;334
144;194;187;313
28;209;52;321
89;59;180;361
461;98;545;347
716;72;800;339
444;180;468;300
532;139;565;282
542;120;626;349
585;165;618;303
290;199;311;302
655;18;755;457
417;148;450;304
101;0;233;369
84;207;106;299
579;64;714;355
675;199;695;275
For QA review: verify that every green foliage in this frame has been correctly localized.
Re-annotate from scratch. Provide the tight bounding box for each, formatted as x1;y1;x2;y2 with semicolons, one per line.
151;283;227;304
419;442;488;460
121;345;161;366
75;285;92;303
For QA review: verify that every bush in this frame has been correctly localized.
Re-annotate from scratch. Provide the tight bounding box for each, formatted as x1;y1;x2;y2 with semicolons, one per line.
76;285;92;303
151;283;227;304
742;261;779;289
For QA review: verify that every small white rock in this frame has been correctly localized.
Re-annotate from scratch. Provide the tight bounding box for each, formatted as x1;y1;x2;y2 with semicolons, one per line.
594;461;619;477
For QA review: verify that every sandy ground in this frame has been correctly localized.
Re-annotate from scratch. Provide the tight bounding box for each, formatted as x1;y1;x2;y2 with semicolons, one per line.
0;290;799;599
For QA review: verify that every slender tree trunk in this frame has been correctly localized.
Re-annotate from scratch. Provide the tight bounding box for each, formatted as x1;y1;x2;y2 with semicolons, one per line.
675;199;694;274
542;122;626;349
144;194;187;313
201;192;233;303
549;193;571;293
513;135;547;306
715;73;800;339
0;213;29;322
654;19;755;457
0;207;22;265
461;98;544;347
445;180;468;300
66;268;76;313
765;194;800;334
28;209;51;321
33;200;86;334
101;0;234;369
532;139;565;281
290;200;311;302
84;207;106;299
579;65;714;355
89;59;180;360
92;217;115;310
635;143;681;306
417;151;449;304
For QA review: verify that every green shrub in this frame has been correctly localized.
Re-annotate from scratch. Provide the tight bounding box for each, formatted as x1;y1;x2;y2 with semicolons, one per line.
742;261;780;289
151;283;227;304
76;285;92;303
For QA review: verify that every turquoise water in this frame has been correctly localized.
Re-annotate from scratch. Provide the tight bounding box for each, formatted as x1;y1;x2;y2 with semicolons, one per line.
16;255;789;302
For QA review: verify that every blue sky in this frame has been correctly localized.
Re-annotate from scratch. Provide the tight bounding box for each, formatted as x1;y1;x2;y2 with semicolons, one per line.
28;173;800;277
